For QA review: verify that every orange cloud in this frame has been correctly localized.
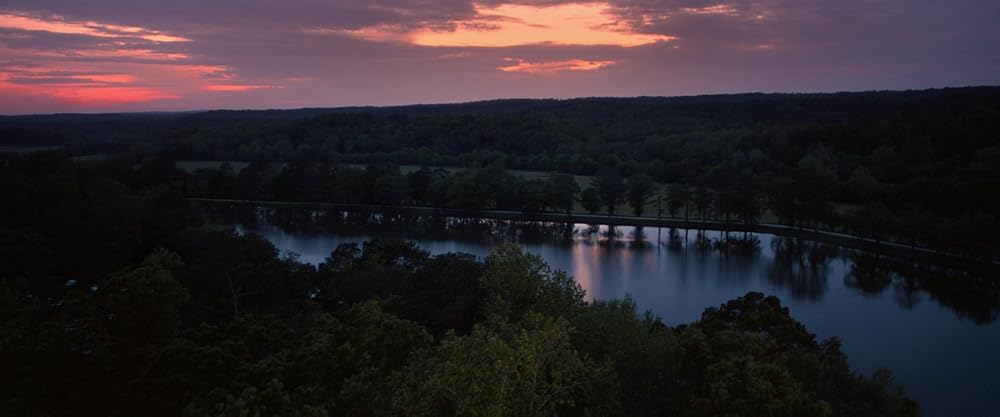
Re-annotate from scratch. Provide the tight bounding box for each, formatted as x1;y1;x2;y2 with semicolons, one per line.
0;12;191;42
334;2;676;47
499;58;615;73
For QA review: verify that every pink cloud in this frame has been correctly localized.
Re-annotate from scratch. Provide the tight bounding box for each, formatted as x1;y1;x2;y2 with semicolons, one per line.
0;12;190;42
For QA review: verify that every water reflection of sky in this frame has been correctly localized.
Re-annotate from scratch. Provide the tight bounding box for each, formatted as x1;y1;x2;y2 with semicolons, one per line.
236;221;1000;417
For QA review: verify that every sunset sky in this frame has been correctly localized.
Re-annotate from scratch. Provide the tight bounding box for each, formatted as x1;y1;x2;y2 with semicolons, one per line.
1;0;998;114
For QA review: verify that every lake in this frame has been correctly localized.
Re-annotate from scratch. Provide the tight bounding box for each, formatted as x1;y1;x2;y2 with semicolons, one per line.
231;208;999;417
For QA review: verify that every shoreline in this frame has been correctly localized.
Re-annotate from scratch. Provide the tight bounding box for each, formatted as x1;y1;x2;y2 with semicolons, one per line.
188;197;999;272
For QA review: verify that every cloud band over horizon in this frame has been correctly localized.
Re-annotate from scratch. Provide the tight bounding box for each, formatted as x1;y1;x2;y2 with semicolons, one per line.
1;0;998;114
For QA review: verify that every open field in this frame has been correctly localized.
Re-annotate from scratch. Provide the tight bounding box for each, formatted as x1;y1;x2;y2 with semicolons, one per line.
0;146;64;154
176;161;849;225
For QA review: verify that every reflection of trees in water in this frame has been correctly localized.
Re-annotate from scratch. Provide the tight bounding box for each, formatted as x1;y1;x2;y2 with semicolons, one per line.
603;225;624;242
667;228;684;251
844;253;1000;325
918;270;999;325
767;237;837;301
219;206;1000;325
677;230;761;256
628;226;651;249
772;236;838;266
844;253;895;296
693;231;713;251
893;276;922;310
220;205;269;229
580;224;600;238
714;232;761;256
227;206;581;245
575;224;634;248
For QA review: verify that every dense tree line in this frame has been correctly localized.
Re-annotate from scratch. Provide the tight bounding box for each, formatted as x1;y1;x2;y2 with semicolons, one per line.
188;161;582;214
0;152;921;416
4;88;998;259
184;158;998;260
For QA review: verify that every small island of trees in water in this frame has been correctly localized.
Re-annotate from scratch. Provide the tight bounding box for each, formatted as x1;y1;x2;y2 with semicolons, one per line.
3;88;1000;416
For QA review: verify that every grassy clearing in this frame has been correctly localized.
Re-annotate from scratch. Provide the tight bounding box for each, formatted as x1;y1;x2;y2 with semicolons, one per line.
0;146;64;154
176;160;252;173
177;161;671;217
175;160;855;224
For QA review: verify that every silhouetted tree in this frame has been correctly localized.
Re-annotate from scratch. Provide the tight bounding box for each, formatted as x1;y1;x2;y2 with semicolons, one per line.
593;169;626;216
667;183;690;220
627;173;656;216
581;187;602;214
548;173;580;214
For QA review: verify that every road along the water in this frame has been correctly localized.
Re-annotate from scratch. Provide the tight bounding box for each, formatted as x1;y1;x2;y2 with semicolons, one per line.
188;197;997;271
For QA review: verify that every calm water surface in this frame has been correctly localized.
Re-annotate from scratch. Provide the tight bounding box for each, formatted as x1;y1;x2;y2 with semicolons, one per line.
235;212;999;417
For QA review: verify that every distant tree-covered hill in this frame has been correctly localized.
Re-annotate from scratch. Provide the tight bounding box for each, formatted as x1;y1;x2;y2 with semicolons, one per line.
3;87;1000;258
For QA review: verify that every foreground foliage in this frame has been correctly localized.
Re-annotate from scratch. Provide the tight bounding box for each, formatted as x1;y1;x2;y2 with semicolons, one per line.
0;153;922;416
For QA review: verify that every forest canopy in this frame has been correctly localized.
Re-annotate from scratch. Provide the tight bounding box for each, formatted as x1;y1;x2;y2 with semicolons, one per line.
3;89;999;416
3;87;999;259
0;154;923;416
